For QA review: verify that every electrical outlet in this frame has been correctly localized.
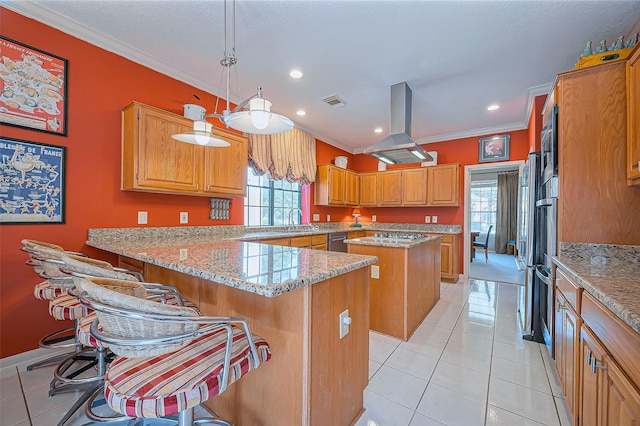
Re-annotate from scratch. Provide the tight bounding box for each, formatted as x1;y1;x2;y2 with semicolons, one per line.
137;211;148;225
432;216;438;223
180;212;188;224
371;265;380;279
313;213;320;221
372;215;377;222
425;215;431;223
339;309;351;339
327;215;331;222
179;248;188;260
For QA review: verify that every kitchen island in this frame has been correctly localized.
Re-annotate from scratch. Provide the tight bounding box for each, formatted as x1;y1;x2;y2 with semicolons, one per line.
346;233;441;341
86;227;377;426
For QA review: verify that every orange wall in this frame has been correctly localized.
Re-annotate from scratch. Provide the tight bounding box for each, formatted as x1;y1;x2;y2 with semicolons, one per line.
0;9;245;357
1;9;543;358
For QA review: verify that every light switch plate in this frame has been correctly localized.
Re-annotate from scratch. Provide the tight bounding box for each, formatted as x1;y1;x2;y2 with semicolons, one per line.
372;215;377;222
432;216;438;223
137;211;148;224
313;214;320;221
371;265;380;279
179;212;188;224
425;215;431;223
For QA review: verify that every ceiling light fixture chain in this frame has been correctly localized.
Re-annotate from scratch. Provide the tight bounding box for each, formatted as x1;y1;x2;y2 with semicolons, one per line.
173;0;293;145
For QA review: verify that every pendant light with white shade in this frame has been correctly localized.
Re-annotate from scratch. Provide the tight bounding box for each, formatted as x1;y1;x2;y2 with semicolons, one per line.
172;0;293;145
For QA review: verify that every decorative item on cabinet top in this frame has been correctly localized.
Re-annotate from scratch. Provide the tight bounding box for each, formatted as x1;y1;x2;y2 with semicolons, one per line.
575;33;638;69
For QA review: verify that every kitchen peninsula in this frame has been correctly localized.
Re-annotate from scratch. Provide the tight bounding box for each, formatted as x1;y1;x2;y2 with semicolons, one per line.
86;226;377;426
346;233;441;341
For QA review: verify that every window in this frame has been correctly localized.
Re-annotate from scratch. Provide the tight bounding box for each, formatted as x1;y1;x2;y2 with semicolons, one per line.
244;168;302;226
470;180;497;234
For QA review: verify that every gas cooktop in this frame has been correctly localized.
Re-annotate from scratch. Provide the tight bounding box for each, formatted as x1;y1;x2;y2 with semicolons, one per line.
371;232;426;240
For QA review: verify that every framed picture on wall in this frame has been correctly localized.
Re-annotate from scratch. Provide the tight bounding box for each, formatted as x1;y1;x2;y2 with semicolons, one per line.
0;36;68;136
478;134;510;163
0;137;66;224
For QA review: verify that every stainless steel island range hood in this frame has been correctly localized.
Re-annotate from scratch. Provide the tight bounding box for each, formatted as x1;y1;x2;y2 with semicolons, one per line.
364;82;433;165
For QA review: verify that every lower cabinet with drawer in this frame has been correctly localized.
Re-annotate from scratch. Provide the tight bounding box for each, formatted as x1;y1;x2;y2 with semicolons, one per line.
554;267;640;426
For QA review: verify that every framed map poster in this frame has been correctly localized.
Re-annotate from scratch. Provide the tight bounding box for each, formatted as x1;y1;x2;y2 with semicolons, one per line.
0;137;66;224
0;36;68;136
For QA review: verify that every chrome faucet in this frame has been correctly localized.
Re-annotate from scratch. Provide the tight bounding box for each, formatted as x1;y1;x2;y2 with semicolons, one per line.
287;208;303;231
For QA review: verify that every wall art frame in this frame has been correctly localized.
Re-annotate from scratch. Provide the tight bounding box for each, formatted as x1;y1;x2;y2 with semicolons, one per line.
0;36;68;136
0;137;66;224
478;134;510;163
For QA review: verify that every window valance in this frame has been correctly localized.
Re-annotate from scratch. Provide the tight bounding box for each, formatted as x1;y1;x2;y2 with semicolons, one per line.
247;128;317;185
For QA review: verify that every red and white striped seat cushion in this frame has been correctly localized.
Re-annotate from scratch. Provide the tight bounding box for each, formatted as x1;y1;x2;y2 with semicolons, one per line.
104;327;271;418
49;293;88;321
34;281;66;301
77;298;199;348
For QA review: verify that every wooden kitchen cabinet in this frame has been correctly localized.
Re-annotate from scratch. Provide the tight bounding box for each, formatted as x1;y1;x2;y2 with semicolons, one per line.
428;233;459;282
315;165;354;206
359;172;378;206
402;168;428;205
122;102;200;193
427;163;460;206
627;44;640;186
555;287;580;425
554;265;640;426
378;170;402;205
122;102;248;197
345;170;360;206
556;61;640;244
579;324;607;426
203;131;248;196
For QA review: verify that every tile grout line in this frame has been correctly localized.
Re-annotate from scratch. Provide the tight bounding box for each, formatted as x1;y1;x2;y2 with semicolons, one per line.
16;366;34;426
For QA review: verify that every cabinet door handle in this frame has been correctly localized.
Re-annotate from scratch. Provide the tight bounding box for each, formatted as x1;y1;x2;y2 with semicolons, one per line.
585;349;592;366
591;358;607;374
195;184;199;190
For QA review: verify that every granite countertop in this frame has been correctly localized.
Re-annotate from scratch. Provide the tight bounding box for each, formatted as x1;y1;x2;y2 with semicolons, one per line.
553;242;640;335
87;227;377;298
344;235;442;249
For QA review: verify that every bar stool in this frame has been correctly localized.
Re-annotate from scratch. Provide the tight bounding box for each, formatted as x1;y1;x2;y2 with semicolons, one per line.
78;276;271;426
55;254;199;426
21;240;86;371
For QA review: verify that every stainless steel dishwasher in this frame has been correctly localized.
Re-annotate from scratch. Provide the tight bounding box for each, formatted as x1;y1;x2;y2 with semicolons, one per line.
327;232;349;252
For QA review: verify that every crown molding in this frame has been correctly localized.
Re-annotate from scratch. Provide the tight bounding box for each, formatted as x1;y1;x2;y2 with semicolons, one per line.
1;2;215;94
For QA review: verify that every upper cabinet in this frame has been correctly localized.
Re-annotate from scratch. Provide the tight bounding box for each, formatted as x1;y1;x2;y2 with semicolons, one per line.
314;163;460;207
378;170;403;205
345;170;360;205
122;102;248;198
627;45;640;186
359;172;378;206
427;163;460;206
401;168;428;205
315;165;351;206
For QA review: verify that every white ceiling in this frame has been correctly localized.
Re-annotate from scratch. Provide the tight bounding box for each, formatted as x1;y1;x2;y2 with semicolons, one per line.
5;1;640;153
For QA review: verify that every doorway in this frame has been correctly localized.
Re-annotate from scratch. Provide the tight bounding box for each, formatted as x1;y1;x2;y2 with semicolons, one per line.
463;161;524;283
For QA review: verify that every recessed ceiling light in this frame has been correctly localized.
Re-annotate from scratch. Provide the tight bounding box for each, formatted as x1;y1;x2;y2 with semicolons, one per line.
296;110;306;116
374;128;383;133
289;69;304;79
487;104;500;111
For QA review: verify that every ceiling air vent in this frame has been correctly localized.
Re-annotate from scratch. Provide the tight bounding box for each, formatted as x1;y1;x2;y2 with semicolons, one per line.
321;95;346;108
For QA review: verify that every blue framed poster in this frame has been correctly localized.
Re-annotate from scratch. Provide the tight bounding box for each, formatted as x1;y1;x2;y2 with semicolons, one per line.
0;137;65;224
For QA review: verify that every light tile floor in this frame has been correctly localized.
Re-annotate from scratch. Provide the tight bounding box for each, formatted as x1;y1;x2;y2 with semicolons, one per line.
356;278;572;426
0;278;571;426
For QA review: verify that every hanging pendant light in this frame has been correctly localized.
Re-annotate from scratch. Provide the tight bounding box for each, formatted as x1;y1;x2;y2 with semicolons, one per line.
174;0;293;143
208;0;293;135
172;120;230;147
